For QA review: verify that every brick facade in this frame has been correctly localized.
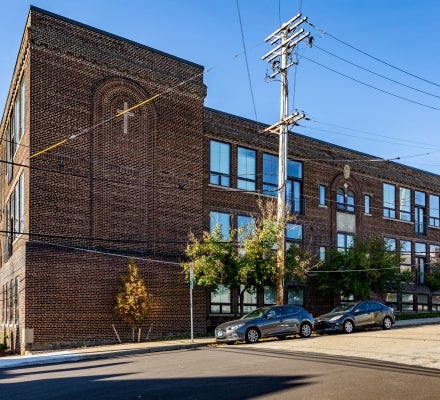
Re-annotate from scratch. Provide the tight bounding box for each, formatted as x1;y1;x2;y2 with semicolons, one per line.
1;7;440;352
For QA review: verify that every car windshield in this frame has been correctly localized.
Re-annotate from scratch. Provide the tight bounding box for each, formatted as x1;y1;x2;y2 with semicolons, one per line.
330;303;356;313
241;307;271;320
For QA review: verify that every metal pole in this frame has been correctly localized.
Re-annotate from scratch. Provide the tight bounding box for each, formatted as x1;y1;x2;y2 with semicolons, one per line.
190;263;194;343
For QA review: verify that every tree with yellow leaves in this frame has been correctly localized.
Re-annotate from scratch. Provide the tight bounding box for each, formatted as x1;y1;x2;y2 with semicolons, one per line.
115;259;154;342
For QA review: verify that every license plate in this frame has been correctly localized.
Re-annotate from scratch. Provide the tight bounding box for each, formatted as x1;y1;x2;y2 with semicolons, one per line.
216;330;223;338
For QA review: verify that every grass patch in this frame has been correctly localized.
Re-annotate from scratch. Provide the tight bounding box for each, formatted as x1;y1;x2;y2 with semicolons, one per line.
396;312;440;320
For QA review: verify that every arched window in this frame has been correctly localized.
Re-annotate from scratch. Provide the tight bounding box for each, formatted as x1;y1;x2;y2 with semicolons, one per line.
336;189;345;210
347;191;355;212
336;188;355;213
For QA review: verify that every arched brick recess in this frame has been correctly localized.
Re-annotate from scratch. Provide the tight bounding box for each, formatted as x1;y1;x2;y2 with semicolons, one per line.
91;78;157;250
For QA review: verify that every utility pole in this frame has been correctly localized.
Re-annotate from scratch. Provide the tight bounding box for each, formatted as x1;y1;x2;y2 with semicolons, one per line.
262;13;309;305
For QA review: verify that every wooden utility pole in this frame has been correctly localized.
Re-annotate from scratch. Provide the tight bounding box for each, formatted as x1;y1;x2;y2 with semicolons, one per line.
262;13;309;304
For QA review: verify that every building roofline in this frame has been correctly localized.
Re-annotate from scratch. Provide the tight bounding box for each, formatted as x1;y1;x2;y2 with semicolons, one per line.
29;6;204;70
204;106;440;179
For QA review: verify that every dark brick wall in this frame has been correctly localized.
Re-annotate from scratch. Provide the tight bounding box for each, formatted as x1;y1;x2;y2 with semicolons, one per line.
2;7;440;350
2;8;208;350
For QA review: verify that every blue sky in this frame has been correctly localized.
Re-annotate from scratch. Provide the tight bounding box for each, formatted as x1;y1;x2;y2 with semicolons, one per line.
2;1;440;175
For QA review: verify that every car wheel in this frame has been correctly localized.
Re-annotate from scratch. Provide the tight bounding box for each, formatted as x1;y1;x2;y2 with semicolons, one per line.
382;316;393;330
342;319;354;334
299;322;313;338
245;327;260;343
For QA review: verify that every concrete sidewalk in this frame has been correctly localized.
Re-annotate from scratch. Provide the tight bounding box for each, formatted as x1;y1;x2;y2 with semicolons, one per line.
1;317;439;370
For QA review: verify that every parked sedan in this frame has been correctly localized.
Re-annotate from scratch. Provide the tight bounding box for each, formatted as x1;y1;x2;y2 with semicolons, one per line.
314;300;395;334
214;305;314;344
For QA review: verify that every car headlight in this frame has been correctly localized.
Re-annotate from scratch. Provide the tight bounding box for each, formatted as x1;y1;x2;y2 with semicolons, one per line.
227;323;245;331
329;315;342;323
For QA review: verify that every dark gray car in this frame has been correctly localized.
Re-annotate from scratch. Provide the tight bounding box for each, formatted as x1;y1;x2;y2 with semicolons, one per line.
314;300;395;334
214;305;314;344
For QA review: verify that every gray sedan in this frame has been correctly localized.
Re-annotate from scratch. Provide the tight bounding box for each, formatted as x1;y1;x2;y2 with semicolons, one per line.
214;305;314;344
314;300;395;334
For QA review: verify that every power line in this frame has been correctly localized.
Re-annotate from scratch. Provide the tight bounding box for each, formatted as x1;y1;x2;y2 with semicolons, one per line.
306;20;440;88
300;54;440;111
236;0;259;122
313;44;440;100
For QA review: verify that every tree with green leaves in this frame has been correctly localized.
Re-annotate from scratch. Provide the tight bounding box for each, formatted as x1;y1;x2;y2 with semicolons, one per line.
285;243;322;283
115;259;154;342
425;267;440;291
316;237;405;300
183;198;320;313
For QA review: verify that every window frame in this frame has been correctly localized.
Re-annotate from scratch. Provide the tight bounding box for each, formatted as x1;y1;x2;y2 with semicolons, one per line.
364;194;371;215
429;194;440;227
399;187;411;222
383;183;396;219
319;185;326;206
209;140;231;187
237;146;256;191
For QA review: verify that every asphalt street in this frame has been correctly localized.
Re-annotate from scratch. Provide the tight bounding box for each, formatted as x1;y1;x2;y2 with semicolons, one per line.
0;317;439;370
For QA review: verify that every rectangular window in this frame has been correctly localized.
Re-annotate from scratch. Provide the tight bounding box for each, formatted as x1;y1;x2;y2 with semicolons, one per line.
433;295;440;311
4;282;9;324
415;243;426;285
429;194;440;227
402;293;414;311
287;287;304;306
319;246;326;261
237;147;256;190
287;160;303;213
19;77;25;142
262;153;278;196
15;277;19;325
6;123;14;181
337;233;354;253
209;140;230;187
415;191;426;234
383;183;396;218
364;195;371;215
430;244;440;264
286;179;302;213
210;211;230;240
286;223;303;241
386;292;398;311
319;185;326;206
237;215;255;244
19;173;25;233
400;240;412;272
210;285;231;314
264;286;276;305
241;285;257;313
399;187;411;221
263;154;303;213
2;284;6;323
9;279;14;324
384;237;396;252
417;294;429;311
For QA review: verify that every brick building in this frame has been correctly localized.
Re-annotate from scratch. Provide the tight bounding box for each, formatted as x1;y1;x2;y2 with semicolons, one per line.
1;7;439;352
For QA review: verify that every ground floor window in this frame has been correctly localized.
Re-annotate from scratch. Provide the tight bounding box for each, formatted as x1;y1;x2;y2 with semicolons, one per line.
264;286;276;305
417;294;429;311
433;295;440;311
2;278;19;325
241;286;257;313
210;285;231;314
402;293;414;311
386;292;398;311
287;287;304;306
